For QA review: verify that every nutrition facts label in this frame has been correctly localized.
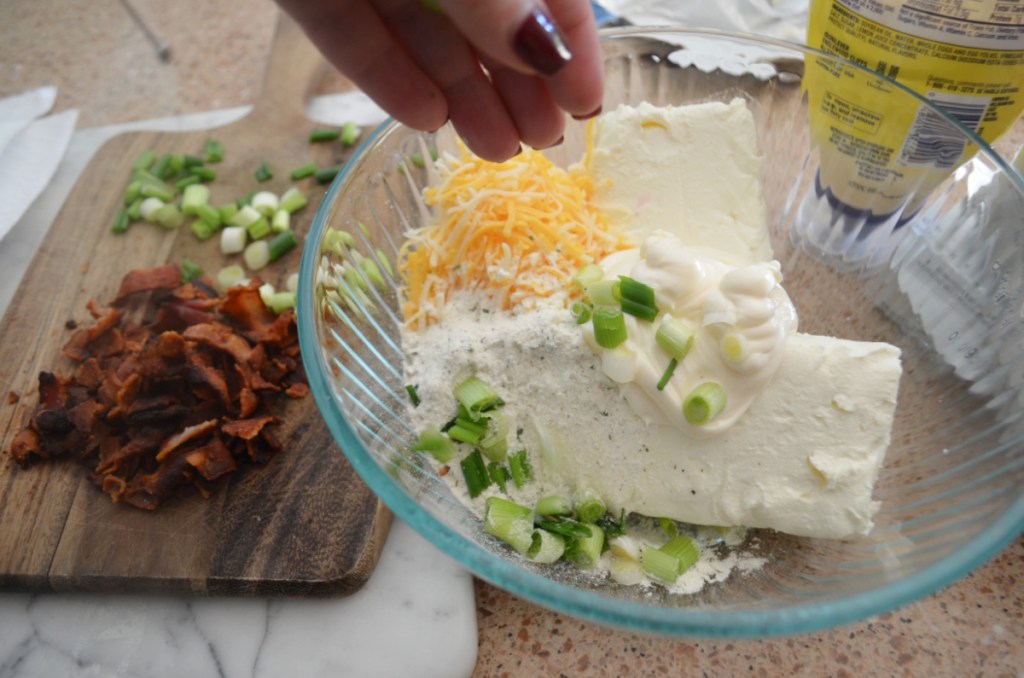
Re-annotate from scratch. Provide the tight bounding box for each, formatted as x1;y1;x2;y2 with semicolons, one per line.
836;0;1024;49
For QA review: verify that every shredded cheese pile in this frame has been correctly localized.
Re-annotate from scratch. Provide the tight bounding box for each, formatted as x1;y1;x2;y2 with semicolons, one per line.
399;142;631;329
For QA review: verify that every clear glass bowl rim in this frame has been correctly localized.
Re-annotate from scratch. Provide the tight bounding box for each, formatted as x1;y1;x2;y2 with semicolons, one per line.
297;26;1024;637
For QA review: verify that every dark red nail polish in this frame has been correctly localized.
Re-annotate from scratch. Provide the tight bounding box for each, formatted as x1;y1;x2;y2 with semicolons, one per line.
572;105;602;121
514;9;572;76
540;135;564;150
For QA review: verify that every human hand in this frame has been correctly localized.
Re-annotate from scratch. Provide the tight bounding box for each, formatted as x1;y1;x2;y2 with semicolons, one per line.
277;0;604;162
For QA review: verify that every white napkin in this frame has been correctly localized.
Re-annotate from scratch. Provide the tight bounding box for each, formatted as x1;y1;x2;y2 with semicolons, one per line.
0;87;78;243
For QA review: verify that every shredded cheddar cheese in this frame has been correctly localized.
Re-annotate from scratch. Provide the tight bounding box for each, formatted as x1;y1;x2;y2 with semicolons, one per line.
399;141;632;329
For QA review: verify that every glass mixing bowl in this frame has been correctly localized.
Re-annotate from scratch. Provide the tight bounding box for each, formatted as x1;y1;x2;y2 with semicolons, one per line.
297;27;1024;636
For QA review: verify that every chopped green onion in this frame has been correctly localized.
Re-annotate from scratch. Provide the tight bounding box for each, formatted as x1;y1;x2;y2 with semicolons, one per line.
286;272;299;293
720;331;749;368
597;509;627;540
267;291;296;314
180;259;203;284
315;166;340;184
658;517;678;538
572;263;603;291
181;184;210;215
254;161;273;182
405;384;420;407
232;204;261;228
153;203;184;229
191;219;217;241
479;411;509;462
340;122;361;146
132;167;165;186
483;496;534;554
526;529;565;564
642;546;681;583
535;495;573;517
215;264;245;290
656;358;678;391
168;154;185;175
195;203;221;228
189;166;216;182
410;153;426;168
220;225;247;254
683;382;727;426
132;150;155;171
411;426;455;462
259;282;275;306
574;489;607;524
140;182;174;202
290;163;317;180
204;139;224;163
565;522;604;568
151;154;173;180
244;240;270;270
183;154;204;168
656;318;694;360
376;249;394;277
279;187;308;213
487;462;510;493
218;203;239;224
454;376;501;420
460;449;492;498
534;516;593;540
619;276;658;322
271;209;290;233
509;449;532;488
126;197;144;220
251;190;279;217
360;257;386;290
174;174;200;191
585;279;619;306
247;216;271;241
323;228;355;253
268;229;298;261
139;196;165;222
123;181;141;205
570;301;592;324
592;307;627;349
309;128;340;142
111;210;130;234
660;535;700;574
447;418;487;445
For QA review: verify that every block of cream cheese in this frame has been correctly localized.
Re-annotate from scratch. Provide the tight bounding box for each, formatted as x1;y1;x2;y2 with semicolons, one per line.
560;333;902;539
589;99;773;266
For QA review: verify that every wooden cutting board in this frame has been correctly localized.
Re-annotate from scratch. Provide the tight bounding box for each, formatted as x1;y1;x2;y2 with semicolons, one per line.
0;12;392;596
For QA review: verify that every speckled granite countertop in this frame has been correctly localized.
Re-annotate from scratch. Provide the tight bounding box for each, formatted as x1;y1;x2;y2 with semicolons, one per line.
2;1;1021;675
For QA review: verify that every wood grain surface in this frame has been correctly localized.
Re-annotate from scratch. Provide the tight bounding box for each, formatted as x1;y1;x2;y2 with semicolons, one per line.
0;12;392;596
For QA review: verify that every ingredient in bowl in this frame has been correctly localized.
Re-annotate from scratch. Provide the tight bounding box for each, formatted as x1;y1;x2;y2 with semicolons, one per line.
399;100;902;591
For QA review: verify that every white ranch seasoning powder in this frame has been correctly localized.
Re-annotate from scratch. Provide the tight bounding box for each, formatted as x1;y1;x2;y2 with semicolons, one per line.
401;292;764;594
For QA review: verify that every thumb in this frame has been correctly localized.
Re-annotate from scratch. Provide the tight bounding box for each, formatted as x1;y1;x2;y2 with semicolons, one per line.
436;0;573;77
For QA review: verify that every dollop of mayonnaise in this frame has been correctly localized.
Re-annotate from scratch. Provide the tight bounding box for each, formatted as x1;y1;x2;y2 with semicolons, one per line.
582;231;798;438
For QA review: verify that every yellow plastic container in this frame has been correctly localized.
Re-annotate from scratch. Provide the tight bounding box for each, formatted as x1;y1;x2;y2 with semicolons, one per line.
804;0;1024;220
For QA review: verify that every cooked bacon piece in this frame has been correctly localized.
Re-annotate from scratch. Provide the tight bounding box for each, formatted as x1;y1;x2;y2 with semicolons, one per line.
183;323;251;364
113;264;182;303
219;282;277;336
185;437;237;481
221;416;275;441
10;428;41;465
62;306;125;362
7;266;309;510
286;383;309;398
154;419;218;462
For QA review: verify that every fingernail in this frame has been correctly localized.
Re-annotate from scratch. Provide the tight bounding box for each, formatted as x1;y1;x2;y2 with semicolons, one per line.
572;105;601;121
540;135;564;150
514;8;572;76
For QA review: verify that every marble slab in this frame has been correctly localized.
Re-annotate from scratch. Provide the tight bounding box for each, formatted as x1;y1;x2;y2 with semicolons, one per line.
0;108;478;678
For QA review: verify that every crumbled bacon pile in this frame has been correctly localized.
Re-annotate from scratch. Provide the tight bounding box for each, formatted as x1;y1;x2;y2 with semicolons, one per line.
8;264;309;510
